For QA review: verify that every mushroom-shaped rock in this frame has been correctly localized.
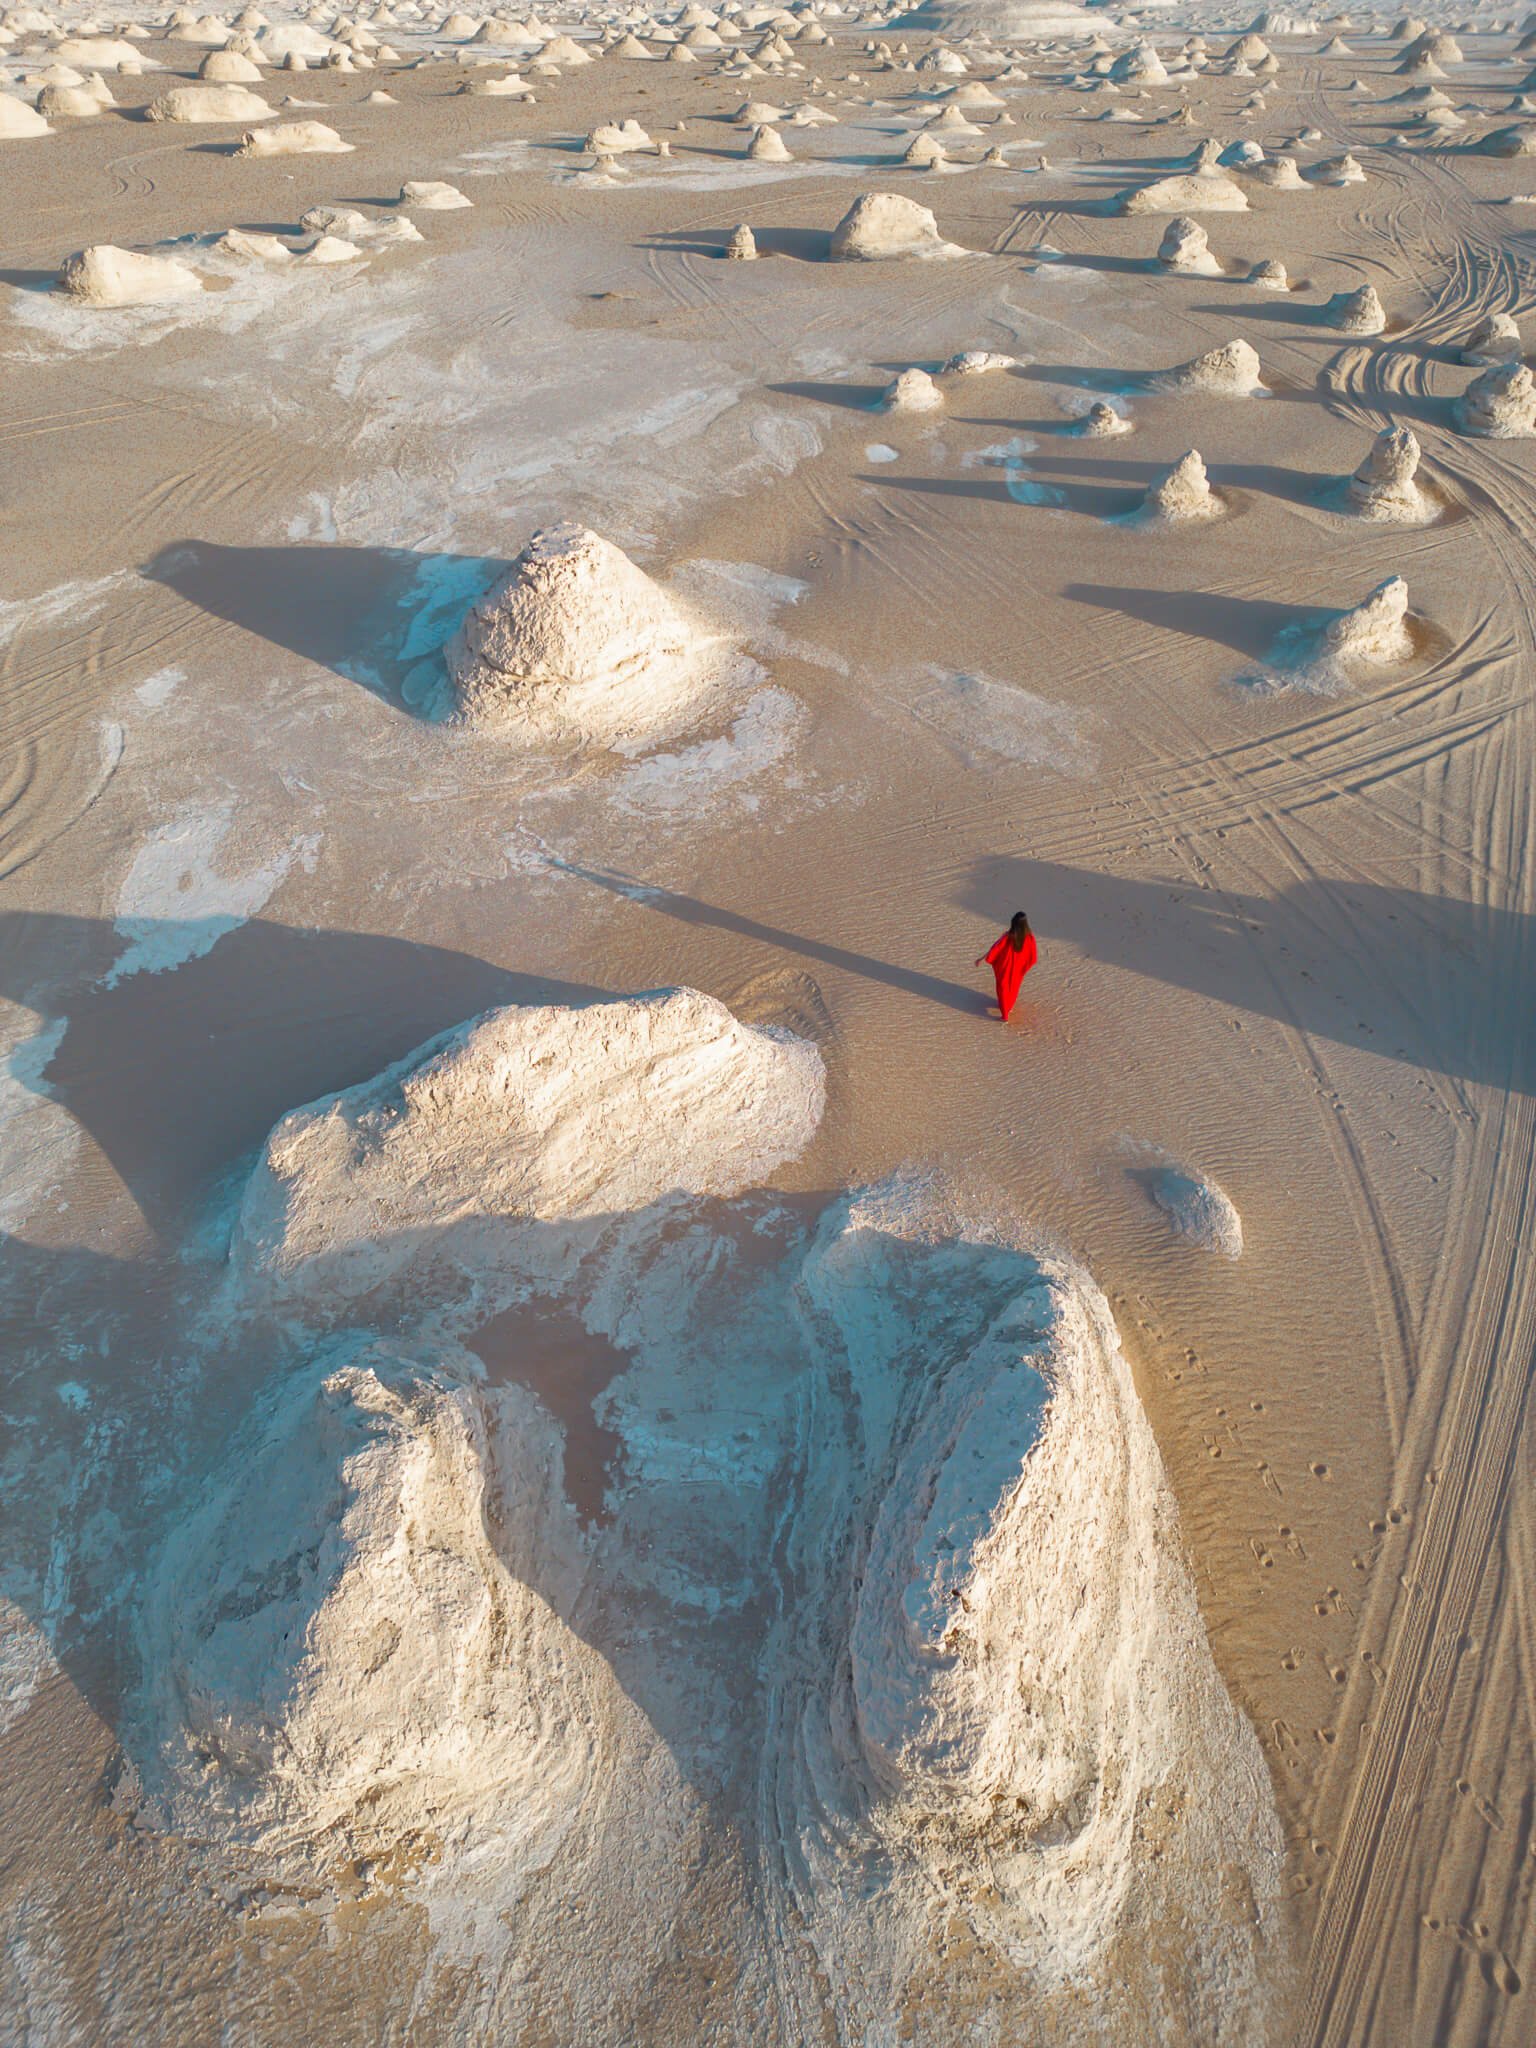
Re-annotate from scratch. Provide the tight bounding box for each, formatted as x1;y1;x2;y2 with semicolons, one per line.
1157;215;1221;275
1345;426;1429;520
829;192;961;260
1456;359;1536;437
58;244;204;305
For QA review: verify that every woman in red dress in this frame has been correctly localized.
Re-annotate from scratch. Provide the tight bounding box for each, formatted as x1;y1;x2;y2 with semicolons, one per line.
976;910;1037;1021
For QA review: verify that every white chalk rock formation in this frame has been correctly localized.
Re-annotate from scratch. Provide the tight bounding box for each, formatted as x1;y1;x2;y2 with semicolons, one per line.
1345;425;1430;520
901;130;946;168
231;988;825;1305
399;178;472;209
1154;338;1264;394
237;119;351;154
1461;312;1522;364
1456;359;1536;437
57;244;203;306
1323;577;1413;665
1157;214;1221;274
724;223;757;260
1139;448;1220;522
882;367;944;413
0;94;54;137
145;83;274;121
1074;400;1133;437
586;117;651;152
829;192;963;260
200;48;263;81
1119;172;1248;214
131;1334;629;1884
1247;257;1289;289
36;78;113;119
1311;152;1364;183
1322;284;1386;334
1148;1166;1244;1255
747;121;791;161
446;525;720;745
768;1190;1284;2030
1245;153;1306;188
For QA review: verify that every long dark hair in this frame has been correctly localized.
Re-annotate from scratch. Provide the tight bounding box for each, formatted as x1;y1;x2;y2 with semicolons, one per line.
1008;910;1031;951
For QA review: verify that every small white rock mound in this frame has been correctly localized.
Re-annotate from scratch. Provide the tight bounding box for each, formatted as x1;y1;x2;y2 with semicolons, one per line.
399;178;471;209
1073;399;1133;437
57;244;203;306
1269;576;1414;683
1138;448;1220;523
237;119;351;155
1119;171;1248;214
1319;576;1414;667
36;78;113;120
448;525;716;744
0;94;53;138
1311;152;1365;184
829;191;963;260
231;988;826;1305
1456;359;1536;437
882;366;943;413
131;1336;606;1878
586;117;651;153
747;122;790;161
1148;1165;1243;1255
1461;312;1522;365
1153;338;1265;395
1346;425;1430;520
1322;283;1386;334
1157;214;1221;275
145;83;274;122
199;48;263;81
1247;256;1289;289
724;223;757;260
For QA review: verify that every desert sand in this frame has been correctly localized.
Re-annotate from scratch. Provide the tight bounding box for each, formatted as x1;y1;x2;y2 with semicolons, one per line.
2;3;1534;2046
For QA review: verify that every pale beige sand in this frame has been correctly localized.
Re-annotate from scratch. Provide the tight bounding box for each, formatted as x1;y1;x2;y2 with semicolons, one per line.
1;13;1534;2048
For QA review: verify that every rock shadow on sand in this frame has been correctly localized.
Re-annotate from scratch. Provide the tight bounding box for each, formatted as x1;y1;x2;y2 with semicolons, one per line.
143;539;507;713
960;860;1536;1093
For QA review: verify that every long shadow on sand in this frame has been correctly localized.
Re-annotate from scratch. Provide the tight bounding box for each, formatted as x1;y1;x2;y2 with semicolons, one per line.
1062;581;1343;659
553;857;988;1016
959;858;1536;1093
143;540;506;710
0;911;609;1232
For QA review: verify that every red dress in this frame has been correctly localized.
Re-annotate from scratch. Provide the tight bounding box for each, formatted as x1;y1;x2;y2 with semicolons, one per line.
985;930;1037;1020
